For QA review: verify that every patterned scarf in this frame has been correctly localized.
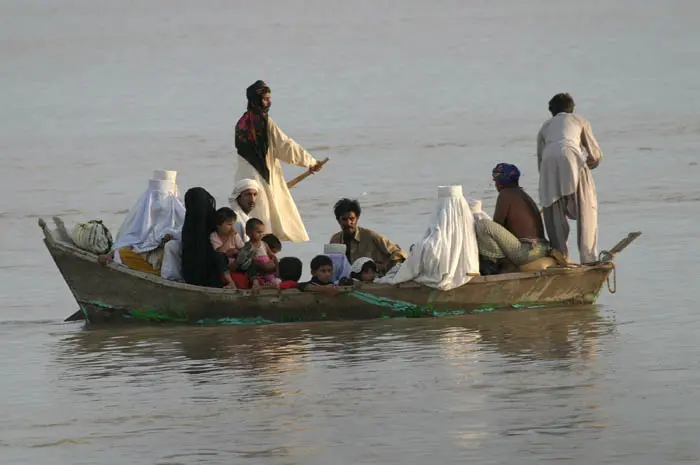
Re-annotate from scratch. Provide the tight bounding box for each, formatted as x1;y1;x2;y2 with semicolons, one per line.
492;163;521;185
235;80;271;183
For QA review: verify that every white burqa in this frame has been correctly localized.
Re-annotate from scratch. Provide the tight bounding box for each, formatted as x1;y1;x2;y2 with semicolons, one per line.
231;117;318;243
112;177;186;253
228;178;261;241
375;185;480;291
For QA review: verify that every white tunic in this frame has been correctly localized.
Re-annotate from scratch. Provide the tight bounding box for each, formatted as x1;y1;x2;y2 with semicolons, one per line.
537;113;603;208
232;117;317;243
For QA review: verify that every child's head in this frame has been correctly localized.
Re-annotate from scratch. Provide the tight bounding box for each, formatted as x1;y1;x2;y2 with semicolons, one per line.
279;257;303;282
310;255;334;284
262;234;282;254
215;207;237;236
245;218;265;242
351;257;377;282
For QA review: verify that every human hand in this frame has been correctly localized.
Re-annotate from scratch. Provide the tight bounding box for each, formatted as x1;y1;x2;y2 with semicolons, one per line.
160;234;173;245
586;156;599;170
309;162;323;173
225;247;239;257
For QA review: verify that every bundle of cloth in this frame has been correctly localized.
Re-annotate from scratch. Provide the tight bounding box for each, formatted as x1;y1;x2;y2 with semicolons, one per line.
468;198;492;221
111;170;186;276
375;185;480;290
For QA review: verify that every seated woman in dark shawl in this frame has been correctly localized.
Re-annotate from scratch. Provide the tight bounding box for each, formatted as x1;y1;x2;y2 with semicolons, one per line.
181;187;237;288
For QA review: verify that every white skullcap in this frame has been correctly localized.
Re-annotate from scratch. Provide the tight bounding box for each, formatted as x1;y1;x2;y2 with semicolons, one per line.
231;178;261;199
351;257;376;274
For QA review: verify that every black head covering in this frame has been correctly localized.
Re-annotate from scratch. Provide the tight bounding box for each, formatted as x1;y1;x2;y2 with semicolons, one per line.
235;80;271;183
181;187;228;287
246;80;271;109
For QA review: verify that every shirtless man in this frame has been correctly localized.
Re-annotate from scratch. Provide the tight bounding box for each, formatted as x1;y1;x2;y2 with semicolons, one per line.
474;163;551;274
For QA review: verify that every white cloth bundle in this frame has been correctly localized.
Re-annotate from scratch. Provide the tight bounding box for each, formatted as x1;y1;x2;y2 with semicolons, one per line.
375;185;479;290
71;220;114;255
468;198;492;221
160;239;183;281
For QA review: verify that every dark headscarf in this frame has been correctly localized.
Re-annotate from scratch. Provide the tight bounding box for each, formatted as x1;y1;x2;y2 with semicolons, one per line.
235;80;272;183
181;187;228;287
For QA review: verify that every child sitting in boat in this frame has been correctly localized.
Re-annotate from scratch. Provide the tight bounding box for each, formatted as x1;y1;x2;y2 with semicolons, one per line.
350;257;377;282
298;255;338;294
262;234;282;262
210;207;244;268
278;257;303;290
236;219;279;286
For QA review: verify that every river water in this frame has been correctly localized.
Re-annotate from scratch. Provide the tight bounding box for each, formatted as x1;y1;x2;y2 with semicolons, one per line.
1;0;699;463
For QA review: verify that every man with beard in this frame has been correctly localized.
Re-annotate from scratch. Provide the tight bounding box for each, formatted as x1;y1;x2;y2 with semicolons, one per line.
232;80;324;243
228;178;260;241
329;198;407;274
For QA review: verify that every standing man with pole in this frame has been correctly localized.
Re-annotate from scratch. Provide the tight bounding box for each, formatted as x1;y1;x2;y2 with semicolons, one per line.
537;93;603;264
231;80;325;243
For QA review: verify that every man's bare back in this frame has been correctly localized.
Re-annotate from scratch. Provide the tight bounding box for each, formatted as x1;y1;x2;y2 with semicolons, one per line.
493;187;546;240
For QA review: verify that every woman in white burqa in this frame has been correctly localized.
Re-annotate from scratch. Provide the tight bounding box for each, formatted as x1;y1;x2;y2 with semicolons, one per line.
231;80;323;243
108;170;186;274
376;185;480;291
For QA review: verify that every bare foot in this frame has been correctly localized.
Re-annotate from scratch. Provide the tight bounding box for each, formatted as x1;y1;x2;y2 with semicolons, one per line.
223;282;237;290
549;249;571;267
97;253;114;266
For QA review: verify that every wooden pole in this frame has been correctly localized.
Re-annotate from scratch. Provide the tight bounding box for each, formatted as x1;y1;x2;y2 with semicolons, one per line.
286;157;329;189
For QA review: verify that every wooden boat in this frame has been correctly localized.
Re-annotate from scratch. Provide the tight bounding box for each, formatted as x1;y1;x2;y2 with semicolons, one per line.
39;217;640;326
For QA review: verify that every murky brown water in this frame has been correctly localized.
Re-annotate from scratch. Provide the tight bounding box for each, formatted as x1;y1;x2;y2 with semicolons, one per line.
2;0;700;463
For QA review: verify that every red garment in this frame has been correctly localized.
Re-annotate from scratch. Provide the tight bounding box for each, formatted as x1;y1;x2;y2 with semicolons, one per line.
279;280;298;290
222;272;251;289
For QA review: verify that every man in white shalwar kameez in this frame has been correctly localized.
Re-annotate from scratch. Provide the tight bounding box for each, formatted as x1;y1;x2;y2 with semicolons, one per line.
231;80;323;243
375;185;480;291
537;93;603;264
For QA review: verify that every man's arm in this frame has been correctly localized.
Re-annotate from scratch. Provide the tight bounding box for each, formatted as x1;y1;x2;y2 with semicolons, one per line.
371;230;407;270
267;117;318;168
536;125;546;173
581;119;603;170
492;193;510;227
329;231;342;244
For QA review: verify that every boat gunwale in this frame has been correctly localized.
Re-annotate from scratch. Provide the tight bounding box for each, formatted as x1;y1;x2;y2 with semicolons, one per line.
39;217;614;299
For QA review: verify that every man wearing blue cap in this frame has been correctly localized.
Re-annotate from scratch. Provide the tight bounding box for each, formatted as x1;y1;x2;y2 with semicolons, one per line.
474;163;551;274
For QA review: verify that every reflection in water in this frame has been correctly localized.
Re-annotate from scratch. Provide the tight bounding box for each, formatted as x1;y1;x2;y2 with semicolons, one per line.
58;306;614;377
48;308;617;463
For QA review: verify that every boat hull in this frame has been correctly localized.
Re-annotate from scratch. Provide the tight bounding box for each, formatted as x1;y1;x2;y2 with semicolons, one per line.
42;229;614;326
